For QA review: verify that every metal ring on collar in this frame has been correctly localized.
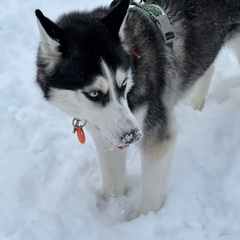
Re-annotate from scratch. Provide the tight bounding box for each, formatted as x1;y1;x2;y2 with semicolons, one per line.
72;118;87;128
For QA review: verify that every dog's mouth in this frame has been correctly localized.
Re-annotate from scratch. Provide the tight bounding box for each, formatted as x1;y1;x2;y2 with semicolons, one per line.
117;145;129;150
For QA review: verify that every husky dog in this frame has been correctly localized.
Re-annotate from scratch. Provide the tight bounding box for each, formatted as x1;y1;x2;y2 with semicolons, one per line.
35;0;240;215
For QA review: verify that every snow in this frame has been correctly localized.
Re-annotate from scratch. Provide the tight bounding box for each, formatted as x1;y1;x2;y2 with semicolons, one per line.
1;0;240;239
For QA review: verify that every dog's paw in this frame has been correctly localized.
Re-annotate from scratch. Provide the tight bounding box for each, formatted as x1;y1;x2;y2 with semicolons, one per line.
126;210;139;221
139;195;166;216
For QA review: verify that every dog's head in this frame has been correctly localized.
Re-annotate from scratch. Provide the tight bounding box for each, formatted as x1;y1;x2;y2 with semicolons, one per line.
35;0;142;149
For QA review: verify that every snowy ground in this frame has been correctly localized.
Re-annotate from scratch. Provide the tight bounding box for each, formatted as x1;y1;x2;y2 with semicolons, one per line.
1;0;240;239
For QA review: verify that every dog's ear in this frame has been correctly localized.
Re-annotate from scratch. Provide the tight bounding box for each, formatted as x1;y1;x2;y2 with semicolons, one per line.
35;10;68;57
102;0;130;39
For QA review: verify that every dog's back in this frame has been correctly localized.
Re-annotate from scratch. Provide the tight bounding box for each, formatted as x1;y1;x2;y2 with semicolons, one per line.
142;0;240;91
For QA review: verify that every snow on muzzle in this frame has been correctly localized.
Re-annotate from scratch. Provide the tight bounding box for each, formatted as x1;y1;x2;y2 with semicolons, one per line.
121;129;143;144
101;127;143;150
116;129;143;150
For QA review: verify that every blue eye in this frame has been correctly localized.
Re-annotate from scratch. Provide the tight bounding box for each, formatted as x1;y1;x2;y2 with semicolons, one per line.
122;79;127;87
88;91;99;98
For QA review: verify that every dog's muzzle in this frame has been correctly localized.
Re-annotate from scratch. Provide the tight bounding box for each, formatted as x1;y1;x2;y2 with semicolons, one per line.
121;129;143;145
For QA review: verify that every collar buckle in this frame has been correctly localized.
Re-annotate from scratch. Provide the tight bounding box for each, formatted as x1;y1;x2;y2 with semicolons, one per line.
150;14;175;45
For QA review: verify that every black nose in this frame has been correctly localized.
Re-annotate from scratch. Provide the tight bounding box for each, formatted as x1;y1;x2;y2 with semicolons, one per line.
121;130;143;144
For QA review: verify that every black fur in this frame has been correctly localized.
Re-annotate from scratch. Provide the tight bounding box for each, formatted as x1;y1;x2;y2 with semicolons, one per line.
36;7;130;100
36;0;240;143
148;0;240;89
102;0;130;39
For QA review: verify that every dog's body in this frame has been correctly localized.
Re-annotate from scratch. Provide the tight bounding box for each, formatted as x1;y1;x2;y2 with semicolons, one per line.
35;0;240;215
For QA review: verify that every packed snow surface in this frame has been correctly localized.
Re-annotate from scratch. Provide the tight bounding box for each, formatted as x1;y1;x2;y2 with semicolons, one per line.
0;0;240;239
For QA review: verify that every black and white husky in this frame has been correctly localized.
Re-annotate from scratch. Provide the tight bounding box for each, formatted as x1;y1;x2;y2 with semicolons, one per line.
35;0;240;215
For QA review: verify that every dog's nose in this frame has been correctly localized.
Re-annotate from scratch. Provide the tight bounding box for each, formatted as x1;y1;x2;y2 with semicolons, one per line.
121;130;143;144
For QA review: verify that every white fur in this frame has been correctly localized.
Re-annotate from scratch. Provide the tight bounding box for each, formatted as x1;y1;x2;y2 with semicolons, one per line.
133;105;148;132
116;68;128;88
87;123;127;199
140;132;176;214
37;19;61;73
49;60;140;148
228;34;240;63
187;64;215;110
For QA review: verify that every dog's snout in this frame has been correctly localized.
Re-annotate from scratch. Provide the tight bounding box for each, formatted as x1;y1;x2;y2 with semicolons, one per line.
121;130;143;144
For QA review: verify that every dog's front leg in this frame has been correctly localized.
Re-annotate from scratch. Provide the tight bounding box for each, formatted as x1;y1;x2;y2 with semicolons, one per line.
139;135;175;215
97;141;127;199
88;126;127;199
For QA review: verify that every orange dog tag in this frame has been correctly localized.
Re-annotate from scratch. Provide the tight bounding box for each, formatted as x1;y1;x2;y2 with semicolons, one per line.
72;118;87;144
76;126;86;144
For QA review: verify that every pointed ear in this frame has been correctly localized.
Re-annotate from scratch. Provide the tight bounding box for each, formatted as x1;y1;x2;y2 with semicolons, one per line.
102;0;130;39
35;9;68;57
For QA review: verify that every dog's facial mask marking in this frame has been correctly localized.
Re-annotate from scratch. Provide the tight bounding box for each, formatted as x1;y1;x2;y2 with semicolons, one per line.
90;62;142;148
35;0;142;148
49;61;142;148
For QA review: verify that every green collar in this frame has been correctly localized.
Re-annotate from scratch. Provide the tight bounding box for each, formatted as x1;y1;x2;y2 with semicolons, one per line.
110;0;175;49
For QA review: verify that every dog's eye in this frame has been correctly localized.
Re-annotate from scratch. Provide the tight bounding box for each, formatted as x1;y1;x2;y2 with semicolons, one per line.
88;91;99;98
83;91;103;101
122;79;127;88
